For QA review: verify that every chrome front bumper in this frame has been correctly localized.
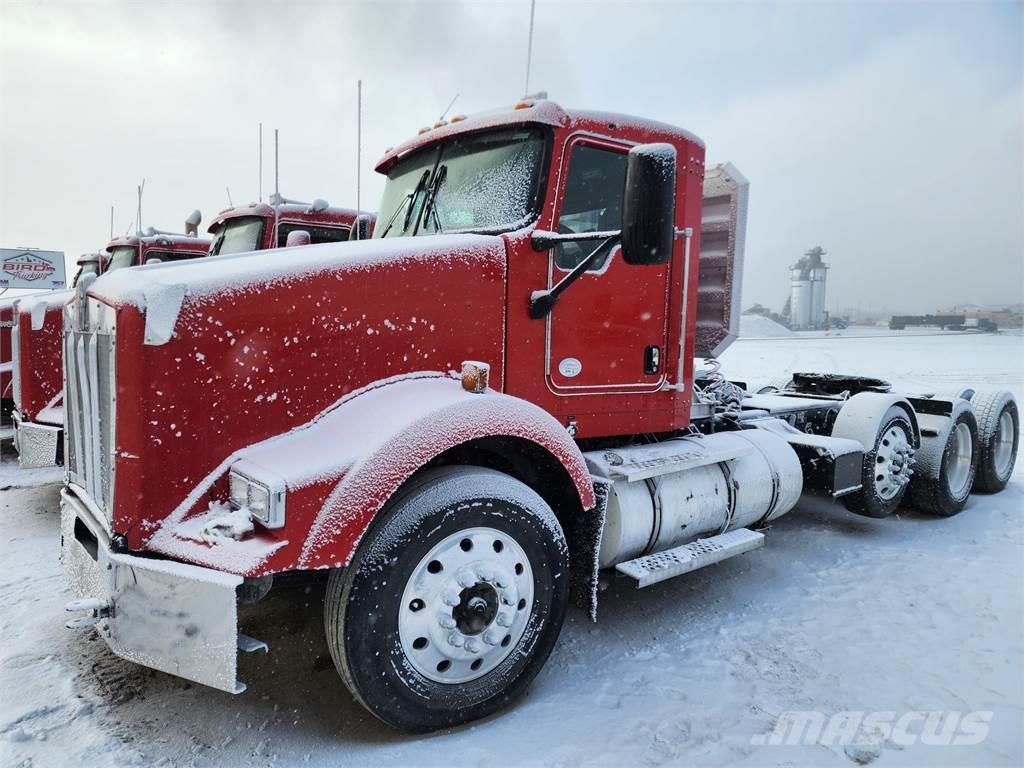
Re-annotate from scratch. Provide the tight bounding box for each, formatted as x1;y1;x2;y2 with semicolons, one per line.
60;488;256;694
13;411;61;468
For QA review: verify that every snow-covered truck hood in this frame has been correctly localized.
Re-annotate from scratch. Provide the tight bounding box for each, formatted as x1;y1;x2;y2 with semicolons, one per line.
81;233;510;549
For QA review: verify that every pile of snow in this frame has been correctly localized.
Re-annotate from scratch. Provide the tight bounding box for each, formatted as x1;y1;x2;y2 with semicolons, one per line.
740;314;795;338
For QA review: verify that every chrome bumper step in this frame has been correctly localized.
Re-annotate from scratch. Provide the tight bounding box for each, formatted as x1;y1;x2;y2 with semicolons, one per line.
615;528;765;588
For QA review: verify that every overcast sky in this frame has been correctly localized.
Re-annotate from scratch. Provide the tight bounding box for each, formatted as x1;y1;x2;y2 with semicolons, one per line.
1;0;1021;314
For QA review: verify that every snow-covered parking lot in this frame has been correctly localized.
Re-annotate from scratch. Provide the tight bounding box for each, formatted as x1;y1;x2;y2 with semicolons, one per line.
1;330;1021;768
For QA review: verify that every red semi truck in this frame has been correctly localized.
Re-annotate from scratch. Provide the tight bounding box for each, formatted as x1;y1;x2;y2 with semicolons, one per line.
59;100;1018;732
12;203;369;468
11;233;210;467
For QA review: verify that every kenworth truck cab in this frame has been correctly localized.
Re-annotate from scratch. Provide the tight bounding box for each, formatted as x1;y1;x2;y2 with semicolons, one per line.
207;198;372;254
60;100;1019;732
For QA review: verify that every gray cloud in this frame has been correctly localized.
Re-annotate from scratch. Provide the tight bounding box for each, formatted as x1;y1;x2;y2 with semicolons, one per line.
1;0;1020;314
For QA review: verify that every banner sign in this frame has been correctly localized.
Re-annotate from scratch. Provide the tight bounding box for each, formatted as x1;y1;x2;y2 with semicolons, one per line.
0;248;67;290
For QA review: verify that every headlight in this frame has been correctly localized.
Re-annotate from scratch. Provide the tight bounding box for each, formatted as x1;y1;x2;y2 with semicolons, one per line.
228;467;286;529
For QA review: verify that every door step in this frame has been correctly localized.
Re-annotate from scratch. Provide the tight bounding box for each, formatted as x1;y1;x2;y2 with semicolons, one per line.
615;528;765;588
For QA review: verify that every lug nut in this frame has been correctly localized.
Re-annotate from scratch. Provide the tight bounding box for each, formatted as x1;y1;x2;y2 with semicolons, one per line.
496;613;512;628
442;588;461;607
456;569;476;589
474;565;495;582
438;614;456;629
448;632;465;648
465;639;480;654
483;629;501;646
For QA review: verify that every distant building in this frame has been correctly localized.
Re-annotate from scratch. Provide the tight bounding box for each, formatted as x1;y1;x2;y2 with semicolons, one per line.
939;304;1023;328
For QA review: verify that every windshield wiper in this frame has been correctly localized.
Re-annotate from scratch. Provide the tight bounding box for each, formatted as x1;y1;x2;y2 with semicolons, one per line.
418;164;448;235
379;169;430;238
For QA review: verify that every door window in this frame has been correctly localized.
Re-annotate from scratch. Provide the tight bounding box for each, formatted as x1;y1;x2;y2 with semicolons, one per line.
555;144;627;271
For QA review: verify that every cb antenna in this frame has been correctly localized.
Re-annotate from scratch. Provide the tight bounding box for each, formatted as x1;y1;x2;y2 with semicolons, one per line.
274;128;280;236
439;93;459;122
524;0;536;95
356;80;362;215
258;122;263;202
226;187;233;207
109;205;114;239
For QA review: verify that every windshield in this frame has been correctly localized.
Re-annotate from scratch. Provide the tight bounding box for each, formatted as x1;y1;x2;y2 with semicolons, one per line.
375;126;546;238
105;246;138;273
209;217;266;255
71;262;98;287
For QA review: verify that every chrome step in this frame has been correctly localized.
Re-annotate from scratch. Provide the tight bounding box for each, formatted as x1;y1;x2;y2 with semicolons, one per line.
615;528;765;588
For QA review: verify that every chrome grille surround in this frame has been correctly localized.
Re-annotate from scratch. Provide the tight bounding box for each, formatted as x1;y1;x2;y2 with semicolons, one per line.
64;296;116;523
10;310;20;409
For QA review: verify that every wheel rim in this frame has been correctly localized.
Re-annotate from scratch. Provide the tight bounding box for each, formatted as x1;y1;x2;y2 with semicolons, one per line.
993;409;1015;477
398;526;534;684
945;421;973;498
873;423;915;500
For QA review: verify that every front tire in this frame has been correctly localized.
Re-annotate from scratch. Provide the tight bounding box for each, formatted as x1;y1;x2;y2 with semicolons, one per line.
325;466;569;732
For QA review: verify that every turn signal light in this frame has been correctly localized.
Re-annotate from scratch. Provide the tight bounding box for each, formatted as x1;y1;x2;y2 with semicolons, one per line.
461;360;490;393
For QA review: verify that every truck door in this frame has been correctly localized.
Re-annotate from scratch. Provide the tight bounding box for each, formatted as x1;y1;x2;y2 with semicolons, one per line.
546;137;671;394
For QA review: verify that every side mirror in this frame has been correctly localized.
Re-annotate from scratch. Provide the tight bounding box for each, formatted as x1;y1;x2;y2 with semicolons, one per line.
145;257;163;265
349;214;373;241
285;230;311;248
621;143;677;265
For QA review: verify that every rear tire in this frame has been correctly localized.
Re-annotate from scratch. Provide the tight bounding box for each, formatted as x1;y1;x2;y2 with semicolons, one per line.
842;408;915;518
324;466;569;732
910;409;979;516
971;391;1019;493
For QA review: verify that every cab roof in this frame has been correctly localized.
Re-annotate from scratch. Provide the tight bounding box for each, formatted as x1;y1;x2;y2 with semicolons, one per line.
208;202;363;234
374;99;705;174
105;234;210;252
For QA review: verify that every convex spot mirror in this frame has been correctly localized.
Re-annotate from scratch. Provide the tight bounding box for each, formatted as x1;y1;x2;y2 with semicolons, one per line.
285;230;311;247
621;142;677;266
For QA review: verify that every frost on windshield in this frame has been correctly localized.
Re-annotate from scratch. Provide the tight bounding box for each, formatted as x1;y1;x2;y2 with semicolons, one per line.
428;139;543;232
377;126;545;237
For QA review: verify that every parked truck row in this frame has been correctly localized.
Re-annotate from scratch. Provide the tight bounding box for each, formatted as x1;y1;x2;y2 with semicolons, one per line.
8;200;370;467
4;99;1018;733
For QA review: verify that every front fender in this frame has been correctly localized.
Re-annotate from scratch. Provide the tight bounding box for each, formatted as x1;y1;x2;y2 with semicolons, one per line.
292;374;595;569
151;373;595;575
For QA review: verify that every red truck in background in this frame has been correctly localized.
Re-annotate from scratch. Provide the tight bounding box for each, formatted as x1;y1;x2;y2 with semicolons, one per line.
59;100;1018;732
208;198;372;254
1;255;103;431
12;202;370;468
11;232;209;467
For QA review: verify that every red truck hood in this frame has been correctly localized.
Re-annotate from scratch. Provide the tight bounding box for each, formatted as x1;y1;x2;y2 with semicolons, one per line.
14;289;73;423
81;234;509;548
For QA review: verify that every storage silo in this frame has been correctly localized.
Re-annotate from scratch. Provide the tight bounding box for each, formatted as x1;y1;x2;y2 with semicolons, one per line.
790;266;811;330
789;247;828;330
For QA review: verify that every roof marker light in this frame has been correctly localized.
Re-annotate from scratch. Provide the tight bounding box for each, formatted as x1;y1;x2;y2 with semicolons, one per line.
450;114;467;123
514;101;533;110
417;126;430;135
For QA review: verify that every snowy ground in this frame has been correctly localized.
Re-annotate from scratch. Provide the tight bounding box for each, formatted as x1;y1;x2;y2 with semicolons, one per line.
1;331;1021;768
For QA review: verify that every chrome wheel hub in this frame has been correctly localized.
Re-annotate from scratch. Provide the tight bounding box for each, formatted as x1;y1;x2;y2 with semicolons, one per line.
874;424;915;500
945;421;973;498
993;410;1015;477
399;526;534;684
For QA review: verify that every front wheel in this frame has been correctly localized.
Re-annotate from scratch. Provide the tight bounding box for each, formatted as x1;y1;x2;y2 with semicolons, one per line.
325;466;569;732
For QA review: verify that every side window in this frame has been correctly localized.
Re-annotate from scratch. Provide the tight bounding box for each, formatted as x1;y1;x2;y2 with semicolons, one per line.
277;223;351;247
555;143;628;271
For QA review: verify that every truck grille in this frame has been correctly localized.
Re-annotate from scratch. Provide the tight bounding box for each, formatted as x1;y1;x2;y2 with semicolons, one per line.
64;322;116;521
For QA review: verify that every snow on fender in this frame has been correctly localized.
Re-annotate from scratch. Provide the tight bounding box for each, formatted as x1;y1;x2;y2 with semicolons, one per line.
295;374;595;569
195;372;596;573
832;392;920;518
